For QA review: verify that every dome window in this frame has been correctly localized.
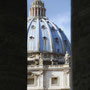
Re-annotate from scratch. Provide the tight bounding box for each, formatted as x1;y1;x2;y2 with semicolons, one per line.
40;20;43;22
29;36;34;39
42;25;46;30
43;17;48;20
29;19;31;21
58;28;62;32
33;19;36;22
57;49;60;53
43;36;47;40
31;25;36;29
51;26;55;30
64;40;67;45
47;21;49;23
43;36;47;45
55;38;59;43
43;18;46;20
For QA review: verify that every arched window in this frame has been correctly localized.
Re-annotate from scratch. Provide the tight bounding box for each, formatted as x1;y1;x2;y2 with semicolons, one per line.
64;40;67;45
47;21;49;23
57;49;60;53
31;25;36;29
43;36;47;45
58;28;62;32
42;25;46;30
29;36;34;39
51;26;55;30
55;37;59;43
40;19;43;22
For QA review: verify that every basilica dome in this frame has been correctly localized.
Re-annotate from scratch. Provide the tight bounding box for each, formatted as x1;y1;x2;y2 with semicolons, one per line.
27;0;71;55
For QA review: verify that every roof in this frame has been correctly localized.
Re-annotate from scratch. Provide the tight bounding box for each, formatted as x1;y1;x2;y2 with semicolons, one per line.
27;17;71;55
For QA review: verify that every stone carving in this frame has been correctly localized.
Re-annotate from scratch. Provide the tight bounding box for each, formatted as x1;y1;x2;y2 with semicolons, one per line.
29;71;43;77
64;51;70;64
29;55;36;58
28;72;34;77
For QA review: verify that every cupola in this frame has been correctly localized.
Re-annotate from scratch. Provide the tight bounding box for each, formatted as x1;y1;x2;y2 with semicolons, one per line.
29;0;46;18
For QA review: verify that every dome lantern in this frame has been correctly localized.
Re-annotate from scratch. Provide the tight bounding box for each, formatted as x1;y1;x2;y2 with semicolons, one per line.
29;0;46;18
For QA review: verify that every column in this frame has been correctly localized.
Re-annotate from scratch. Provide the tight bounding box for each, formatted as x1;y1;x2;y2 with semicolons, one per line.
40;8;41;17
33;8;34;16
41;8;43;16
34;7;35;17
44;8;45;16
44;8;46;16
29;8;31;17
30;8;31;16
43;8;44;16
37;8;39;16
31;8;33;16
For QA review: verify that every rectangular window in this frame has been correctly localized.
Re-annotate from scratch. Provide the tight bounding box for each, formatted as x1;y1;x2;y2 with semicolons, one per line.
28;77;34;85
51;77;58;85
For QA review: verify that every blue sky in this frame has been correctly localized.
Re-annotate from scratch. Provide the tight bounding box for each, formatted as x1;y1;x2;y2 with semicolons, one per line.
27;0;71;41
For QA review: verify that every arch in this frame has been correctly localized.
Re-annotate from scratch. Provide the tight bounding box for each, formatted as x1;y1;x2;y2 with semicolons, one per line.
43;36;47;46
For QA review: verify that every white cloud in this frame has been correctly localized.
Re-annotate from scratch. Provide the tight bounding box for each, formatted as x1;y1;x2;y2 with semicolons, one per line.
49;13;71;42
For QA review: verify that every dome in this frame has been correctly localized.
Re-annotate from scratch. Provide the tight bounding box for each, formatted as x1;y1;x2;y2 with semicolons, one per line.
27;0;71;56
27;17;71;55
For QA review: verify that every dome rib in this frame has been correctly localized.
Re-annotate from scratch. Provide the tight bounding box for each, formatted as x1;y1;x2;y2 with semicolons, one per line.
51;22;66;54
27;18;35;52
42;18;53;52
36;18;40;51
48;21;64;54
38;19;43;51
27;17;71;55
27;18;34;31
60;31;71;55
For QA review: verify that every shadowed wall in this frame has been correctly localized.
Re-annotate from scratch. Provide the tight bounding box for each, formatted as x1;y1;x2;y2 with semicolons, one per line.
71;0;90;90
0;0;27;90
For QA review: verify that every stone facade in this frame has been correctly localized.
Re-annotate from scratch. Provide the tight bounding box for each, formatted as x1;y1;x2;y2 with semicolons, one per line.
27;65;70;90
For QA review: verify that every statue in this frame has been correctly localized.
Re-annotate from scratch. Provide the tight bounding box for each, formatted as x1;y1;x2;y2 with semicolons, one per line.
64;51;70;64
